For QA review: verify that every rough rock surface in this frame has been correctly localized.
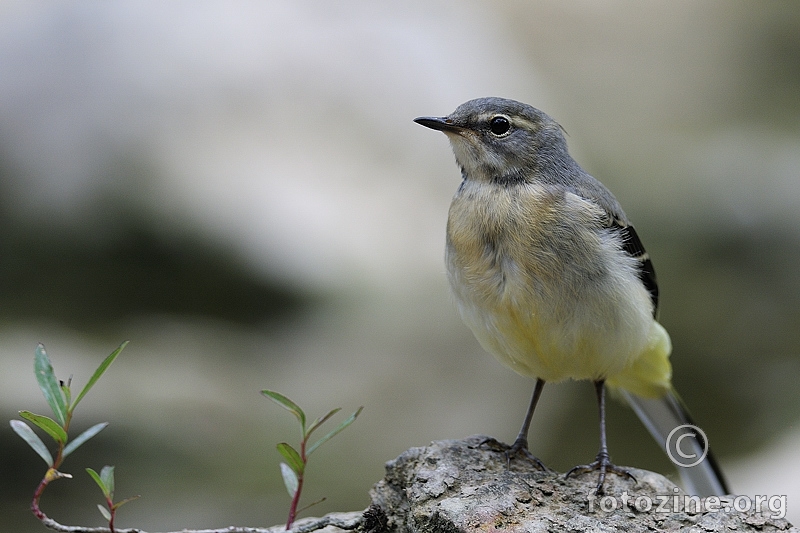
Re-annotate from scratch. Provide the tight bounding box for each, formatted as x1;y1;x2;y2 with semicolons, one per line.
361;435;795;533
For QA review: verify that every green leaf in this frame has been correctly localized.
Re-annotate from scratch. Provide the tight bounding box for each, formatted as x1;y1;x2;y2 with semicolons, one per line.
86;468;109;497
10;420;53;466
34;344;67;426
276;442;304;475
305;408;341;439
296;496;327;515
307;406;362;456
97;504;112;522
63;422;108;458
19;411;68;444
279;462;299;497
100;465;115;498
261;390;305;430
111;494;140;511
72;342;128;412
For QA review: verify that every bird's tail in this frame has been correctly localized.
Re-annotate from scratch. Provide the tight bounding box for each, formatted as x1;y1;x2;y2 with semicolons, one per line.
622;389;729;497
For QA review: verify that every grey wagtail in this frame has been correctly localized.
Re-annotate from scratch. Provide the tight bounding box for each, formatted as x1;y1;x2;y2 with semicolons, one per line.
414;97;728;496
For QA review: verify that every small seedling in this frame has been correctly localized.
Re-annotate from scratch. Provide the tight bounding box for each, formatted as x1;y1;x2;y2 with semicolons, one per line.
86;465;140;533
9;342;128;521
262;389;362;529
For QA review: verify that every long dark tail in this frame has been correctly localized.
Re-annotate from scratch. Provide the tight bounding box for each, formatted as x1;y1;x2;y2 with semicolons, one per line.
623;389;729;496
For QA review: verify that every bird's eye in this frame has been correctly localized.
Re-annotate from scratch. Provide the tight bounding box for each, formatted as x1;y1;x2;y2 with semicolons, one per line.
489;116;511;136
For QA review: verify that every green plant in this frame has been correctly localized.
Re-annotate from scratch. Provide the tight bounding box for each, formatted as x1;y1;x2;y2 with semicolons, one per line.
9;342;129;525
262;389;362;529
86;465;140;533
10;344;364;533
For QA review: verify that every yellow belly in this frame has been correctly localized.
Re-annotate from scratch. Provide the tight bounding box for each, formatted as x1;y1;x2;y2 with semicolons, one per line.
449;265;654;382
445;181;671;396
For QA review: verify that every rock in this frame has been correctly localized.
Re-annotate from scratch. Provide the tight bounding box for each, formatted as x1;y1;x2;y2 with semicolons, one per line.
364;435;796;533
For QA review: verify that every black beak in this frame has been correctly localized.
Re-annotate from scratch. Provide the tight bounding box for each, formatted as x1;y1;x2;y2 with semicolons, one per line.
413;116;463;133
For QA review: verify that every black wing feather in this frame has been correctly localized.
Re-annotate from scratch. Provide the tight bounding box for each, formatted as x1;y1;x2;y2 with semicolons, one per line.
611;220;659;316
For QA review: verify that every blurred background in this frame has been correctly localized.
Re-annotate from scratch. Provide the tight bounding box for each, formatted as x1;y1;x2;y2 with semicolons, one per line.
1;1;799;530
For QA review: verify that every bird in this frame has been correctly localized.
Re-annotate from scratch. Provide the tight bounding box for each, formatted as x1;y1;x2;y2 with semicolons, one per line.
414;97;728;496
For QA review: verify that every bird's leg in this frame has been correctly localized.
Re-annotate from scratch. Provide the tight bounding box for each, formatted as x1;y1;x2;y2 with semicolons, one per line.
504;378;547;470
566;380;635;493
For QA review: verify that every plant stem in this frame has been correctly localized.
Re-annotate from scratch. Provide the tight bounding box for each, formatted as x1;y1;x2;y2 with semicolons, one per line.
31;474;49;520
31;424;71;523
285;438;308;529
285;473;303;529
31;467;68;520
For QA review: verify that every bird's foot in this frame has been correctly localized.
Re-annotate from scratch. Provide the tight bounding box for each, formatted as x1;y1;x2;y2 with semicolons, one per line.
566;451;635;494
470;436;507;452
505;436;548;470
472;436;548;470
478;437;550;472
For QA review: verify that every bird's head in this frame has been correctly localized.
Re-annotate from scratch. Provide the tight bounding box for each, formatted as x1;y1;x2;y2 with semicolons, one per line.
414;97;569;185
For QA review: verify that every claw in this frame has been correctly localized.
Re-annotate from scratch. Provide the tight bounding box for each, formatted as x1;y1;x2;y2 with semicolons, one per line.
472;436;548;470
566;451;636;494
505;437;548;471
471;436;507;452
